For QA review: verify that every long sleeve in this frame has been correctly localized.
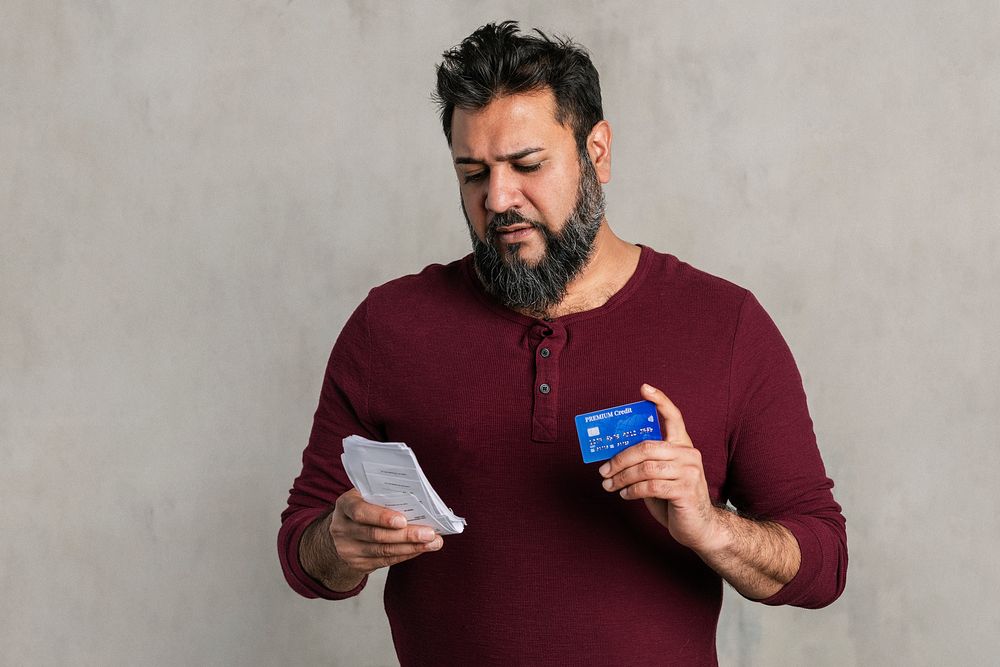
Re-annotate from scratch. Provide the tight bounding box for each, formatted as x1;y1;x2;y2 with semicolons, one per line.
724;291;848;608
275;251;847;661
277;298;380;600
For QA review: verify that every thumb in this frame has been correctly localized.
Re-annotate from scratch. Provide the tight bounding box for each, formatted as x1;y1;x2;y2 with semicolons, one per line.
641;383;690;446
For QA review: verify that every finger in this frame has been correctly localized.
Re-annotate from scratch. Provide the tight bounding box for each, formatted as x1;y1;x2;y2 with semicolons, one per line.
618;479;672;500
340;491;408;529
357;541;444;569
601;458;678;492
357;536;444;559
348;522;438;545
640;383;691;446
598;438;676;478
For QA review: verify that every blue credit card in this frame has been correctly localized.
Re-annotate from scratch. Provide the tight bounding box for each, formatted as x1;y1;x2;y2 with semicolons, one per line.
574;400;662;463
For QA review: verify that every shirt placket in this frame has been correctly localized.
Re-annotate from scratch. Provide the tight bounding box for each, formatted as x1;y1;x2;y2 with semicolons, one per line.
530;320;565;442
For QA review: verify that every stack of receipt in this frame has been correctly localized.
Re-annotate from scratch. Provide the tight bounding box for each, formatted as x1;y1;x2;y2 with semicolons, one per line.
341;435;466;535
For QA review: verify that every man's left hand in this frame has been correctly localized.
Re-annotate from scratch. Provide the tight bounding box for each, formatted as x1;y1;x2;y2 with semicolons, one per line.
599;383;724;554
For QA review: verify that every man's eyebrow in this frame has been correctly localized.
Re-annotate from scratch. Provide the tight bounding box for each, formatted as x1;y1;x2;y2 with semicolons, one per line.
454;147;544;165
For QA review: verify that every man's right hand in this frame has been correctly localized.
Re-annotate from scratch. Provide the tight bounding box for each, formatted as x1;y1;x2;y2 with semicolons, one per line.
300;488;444;592
330;488;444;574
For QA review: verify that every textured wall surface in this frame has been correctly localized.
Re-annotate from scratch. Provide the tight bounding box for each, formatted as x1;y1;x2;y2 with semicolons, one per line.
2;2;998;665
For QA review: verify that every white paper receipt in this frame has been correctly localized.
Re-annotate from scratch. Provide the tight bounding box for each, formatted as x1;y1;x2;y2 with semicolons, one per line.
341;435;466;535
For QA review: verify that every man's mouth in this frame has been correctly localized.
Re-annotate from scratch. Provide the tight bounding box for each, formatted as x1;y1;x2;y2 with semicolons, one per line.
495;222;533;233
494;224;536;243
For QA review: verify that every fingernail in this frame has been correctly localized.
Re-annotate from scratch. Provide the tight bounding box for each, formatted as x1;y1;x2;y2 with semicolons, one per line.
598;463;610;476
601;479;613;491
619;488;629;498
641;383;654;393
418;529;435;542
428;538;443;550
390;516;406;529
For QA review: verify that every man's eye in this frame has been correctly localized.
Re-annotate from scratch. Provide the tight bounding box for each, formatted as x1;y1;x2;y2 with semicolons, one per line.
514;163;542;173
463;171;487;184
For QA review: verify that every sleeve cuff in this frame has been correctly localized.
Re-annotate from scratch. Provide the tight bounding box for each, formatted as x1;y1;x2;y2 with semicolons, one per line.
278;507;369;600
755;517;824;607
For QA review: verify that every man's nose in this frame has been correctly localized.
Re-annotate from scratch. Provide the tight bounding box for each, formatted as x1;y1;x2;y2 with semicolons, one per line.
485;168;522;214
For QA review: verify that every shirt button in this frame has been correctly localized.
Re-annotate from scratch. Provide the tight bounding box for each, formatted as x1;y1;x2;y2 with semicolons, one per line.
540;347;551;358
539;383;551;394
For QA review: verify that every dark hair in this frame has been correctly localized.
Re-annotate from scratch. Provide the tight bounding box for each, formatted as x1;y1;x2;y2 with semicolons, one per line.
434;21;604;151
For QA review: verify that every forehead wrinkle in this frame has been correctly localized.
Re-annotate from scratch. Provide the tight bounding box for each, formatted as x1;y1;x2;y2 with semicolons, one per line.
451;90;567;165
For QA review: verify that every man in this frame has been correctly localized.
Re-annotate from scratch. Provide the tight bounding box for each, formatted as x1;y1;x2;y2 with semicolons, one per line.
279;21;846;665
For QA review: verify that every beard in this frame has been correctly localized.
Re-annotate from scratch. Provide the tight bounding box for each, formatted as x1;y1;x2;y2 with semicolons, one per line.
464;152;607;317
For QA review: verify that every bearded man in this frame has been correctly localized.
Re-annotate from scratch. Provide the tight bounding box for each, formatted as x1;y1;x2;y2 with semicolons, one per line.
278;21;847;666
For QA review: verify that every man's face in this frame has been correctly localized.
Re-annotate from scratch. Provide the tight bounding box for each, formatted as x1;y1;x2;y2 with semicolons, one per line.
450;89;607;313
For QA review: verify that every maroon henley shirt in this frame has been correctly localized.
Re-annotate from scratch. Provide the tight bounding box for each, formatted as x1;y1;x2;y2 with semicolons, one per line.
279;246;847;665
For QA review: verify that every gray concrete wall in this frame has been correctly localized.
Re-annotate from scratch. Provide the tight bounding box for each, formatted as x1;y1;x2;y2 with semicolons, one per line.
2;2;997;665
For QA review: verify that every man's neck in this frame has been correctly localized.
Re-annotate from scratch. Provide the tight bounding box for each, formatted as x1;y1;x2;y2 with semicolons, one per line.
518;222;642;320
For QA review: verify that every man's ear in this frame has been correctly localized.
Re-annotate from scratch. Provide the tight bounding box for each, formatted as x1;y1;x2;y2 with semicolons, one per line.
586;120;612;184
